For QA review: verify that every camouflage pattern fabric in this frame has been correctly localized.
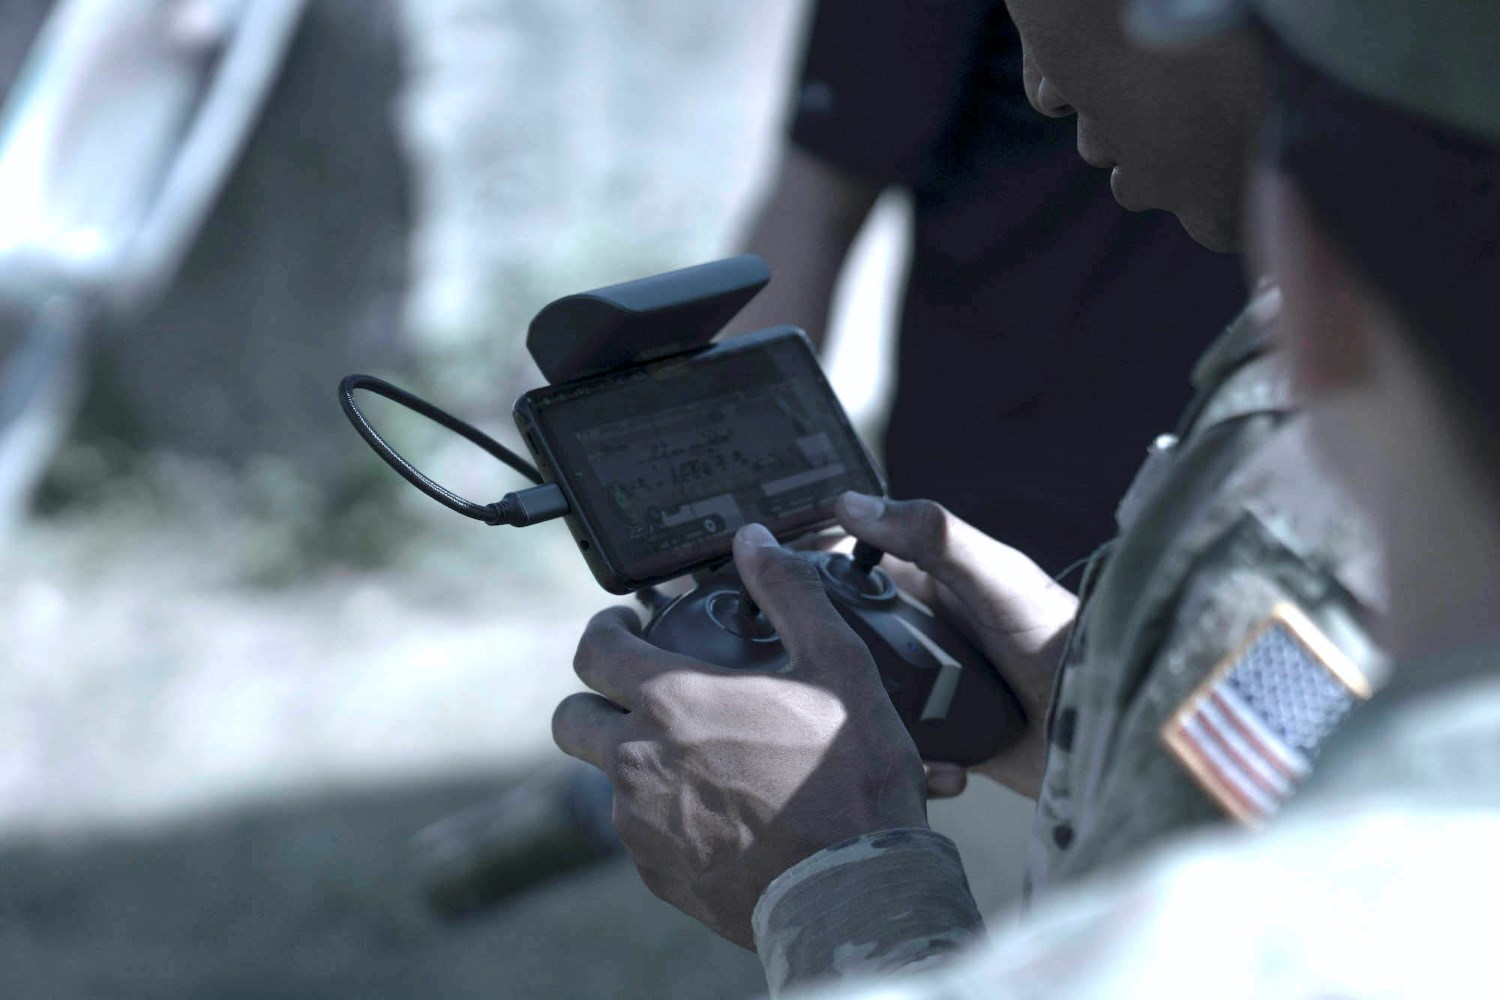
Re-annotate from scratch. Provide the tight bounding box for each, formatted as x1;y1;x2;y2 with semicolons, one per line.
779;645;1500;998
1026;286;1383;890
752;828;982;997
750;289;1385;992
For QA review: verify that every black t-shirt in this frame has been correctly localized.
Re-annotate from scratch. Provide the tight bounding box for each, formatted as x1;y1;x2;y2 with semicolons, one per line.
790;0;1246;574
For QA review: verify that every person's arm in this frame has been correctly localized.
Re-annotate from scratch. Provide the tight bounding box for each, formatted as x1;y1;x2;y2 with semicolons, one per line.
725;146;882;351
552;497;1077;990
752;828;983;996
728;0;992;348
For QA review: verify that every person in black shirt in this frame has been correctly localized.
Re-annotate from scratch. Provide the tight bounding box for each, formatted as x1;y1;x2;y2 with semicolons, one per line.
731;0;1245;573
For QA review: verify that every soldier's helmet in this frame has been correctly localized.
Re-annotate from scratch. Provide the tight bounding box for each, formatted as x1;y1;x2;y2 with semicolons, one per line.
1123;0;1500;145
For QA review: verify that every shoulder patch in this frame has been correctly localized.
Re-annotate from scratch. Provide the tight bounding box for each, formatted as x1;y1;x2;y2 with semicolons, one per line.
1161;602;1371;825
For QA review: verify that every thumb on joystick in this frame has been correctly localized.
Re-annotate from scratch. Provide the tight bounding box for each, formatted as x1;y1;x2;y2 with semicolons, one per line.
732;524;859;664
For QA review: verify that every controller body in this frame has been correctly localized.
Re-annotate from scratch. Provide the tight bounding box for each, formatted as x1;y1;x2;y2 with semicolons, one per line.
641;549;1025;766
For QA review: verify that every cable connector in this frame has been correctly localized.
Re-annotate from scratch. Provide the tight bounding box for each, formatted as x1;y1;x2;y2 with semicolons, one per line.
489;484;569;527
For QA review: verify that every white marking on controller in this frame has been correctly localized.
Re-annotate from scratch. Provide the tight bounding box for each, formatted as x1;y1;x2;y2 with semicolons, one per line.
892;616;963;722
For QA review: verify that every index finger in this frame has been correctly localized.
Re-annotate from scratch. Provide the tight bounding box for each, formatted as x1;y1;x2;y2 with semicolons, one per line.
732;525;861;664
552;691;629;770
573;604;718;710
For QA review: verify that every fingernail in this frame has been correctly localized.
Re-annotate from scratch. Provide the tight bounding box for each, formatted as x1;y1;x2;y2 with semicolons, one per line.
840;491;884;522
738;523;777;547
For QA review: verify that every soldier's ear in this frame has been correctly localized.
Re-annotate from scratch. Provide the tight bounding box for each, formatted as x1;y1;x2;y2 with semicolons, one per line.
1251;167;1374;394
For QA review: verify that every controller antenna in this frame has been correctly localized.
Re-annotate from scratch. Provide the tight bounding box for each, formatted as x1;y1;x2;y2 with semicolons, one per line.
852;540;884;576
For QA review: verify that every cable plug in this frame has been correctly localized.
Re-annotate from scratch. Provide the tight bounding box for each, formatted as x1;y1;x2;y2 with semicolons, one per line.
489;484;570;527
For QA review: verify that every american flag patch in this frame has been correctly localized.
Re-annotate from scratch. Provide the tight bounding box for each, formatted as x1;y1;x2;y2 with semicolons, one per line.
1161;602;1371;825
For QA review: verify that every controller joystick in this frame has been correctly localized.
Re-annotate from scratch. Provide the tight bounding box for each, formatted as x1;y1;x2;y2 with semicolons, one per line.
706;588;777;641
639;548;1025;766
851;539;883;575
819;550;897;604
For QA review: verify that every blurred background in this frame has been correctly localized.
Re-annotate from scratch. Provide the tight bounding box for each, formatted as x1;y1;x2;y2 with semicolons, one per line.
0;1;1033;997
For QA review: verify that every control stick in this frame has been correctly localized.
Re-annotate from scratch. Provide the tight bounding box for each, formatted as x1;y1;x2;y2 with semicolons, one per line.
638;543;1023;766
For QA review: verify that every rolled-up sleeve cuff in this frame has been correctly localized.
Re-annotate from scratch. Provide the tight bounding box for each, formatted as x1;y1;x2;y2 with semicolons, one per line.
752;827;984;997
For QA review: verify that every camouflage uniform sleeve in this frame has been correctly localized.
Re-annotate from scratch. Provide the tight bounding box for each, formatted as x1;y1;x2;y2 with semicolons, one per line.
751;827;984;997
781;664;1500;1000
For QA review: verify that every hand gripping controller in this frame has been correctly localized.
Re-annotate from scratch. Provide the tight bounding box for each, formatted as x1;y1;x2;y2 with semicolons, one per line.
640;543;1025;766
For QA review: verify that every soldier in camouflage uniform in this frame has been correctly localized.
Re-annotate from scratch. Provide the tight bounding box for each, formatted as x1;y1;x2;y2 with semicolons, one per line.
749;289;1386;995
791;659;1500;998
553;0;1399;994
775;0;1500;993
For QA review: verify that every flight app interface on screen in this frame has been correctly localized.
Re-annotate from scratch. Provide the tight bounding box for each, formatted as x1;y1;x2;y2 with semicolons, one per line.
536;335;880;579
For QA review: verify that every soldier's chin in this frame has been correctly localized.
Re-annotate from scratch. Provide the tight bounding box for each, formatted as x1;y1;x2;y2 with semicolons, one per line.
1114;166;1241;253
1109;167;1148;213
1173;205;1241;255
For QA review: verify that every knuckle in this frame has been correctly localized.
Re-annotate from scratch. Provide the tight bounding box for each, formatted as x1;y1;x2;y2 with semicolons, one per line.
611;739;656;786
571;639;599;684
573;611;635;685
551;698;594;760
650;670;702;715
574;624;610;673
550;693;584;738
879;498;956;571
584;606;633;643
907;499;953;549
633;679;679;725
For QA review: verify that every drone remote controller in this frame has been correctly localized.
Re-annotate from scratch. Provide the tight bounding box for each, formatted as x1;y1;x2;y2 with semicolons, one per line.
641;544;1024;765
342;256;1028;766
